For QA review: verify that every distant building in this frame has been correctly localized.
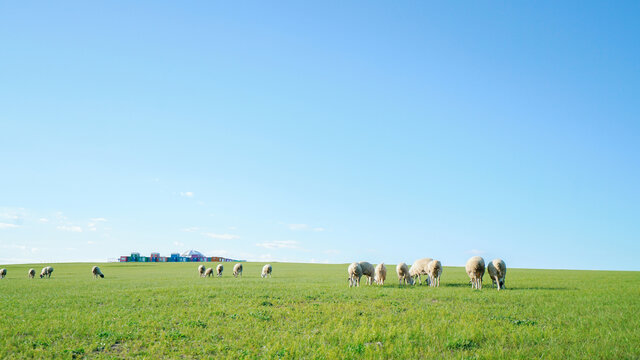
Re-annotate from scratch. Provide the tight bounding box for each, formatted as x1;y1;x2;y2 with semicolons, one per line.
118;250;243;263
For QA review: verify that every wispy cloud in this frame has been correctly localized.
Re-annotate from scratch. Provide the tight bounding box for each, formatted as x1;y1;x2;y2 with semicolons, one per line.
206;249;230;256
39;218;49;223
204;233;240;240
57;225;83;233
0;223;20;229
174;241;185;247
288;224;308;231
255;240;300;249
90;218;107;222
182;227;200;233
180;191;195;198
0;208;25;221
1;243;27;250
468;249;486;255
288;223;326;232
87;241;96;245
310;258;330;264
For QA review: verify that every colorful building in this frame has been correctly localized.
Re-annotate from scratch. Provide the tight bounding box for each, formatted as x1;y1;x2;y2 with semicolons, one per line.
118;250;243;263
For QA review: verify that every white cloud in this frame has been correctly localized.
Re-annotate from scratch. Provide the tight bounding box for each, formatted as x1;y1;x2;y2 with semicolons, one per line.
57;225;83;233
229;226;237;230
204;233;240;240
180;191;195;198
255;240;300;249
182;227;199;232
87;241;96;245
90;218;107;222
0;223;20;229
39;218;49;222
313;227;325;232
1;244;27;250
174;241;185;247
468;249;486;255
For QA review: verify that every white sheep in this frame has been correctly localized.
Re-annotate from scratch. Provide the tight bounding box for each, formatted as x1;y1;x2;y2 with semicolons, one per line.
466;256;485;289
204;267;214;277
261;264;272;278
198;264;205;277
28;268;35;279
233;263;243;278
426;260;442;287
409;258;433;285
0;268;6;279
216;264;224;277
374;263;387;285
358;261;375;285
396;262;414;285
91;266;104;278
347;262;363;287
40;266;53;279
487;258;507;291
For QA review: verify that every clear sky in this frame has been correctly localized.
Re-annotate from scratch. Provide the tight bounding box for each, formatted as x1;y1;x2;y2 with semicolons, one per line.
1;2;639;270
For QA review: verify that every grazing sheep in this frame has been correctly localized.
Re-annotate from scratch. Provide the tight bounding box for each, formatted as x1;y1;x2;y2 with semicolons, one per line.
0;268;6;279
40;266;53;278
28;268;35;279
466;256;485;289
427;260;442;287
409;258;433;285
204;268;214;277
91;266;105;278
358;261;375;285
233;263;243;278
374;263;387;285
216;264;223;277
198;264;205;277
396;262;414;285
347;262;363;287
487;259;507;291
261;264;272;278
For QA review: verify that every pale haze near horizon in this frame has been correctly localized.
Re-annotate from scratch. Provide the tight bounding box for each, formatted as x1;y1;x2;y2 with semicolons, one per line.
1;2;639;270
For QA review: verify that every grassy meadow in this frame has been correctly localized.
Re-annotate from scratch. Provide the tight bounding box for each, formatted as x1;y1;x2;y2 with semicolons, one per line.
0;262;639;359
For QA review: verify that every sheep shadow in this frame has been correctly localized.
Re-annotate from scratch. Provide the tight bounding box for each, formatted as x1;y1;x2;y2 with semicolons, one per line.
444;283;470;288
443;284;574;291
507;286;576;291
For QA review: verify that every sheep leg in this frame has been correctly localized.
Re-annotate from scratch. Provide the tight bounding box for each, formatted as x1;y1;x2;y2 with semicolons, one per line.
495;276;501;291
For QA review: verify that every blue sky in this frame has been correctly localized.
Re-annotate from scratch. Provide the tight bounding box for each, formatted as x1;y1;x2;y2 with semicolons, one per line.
1;2;639;270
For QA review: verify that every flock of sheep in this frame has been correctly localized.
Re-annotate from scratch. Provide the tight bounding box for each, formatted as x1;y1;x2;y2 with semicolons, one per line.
0;266;57;279
0;266;104;280
197;263;273;278
348;256;507;290
0;258;506;290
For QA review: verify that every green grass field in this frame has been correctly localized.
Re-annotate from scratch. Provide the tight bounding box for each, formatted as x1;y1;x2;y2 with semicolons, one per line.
0;262;639;359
